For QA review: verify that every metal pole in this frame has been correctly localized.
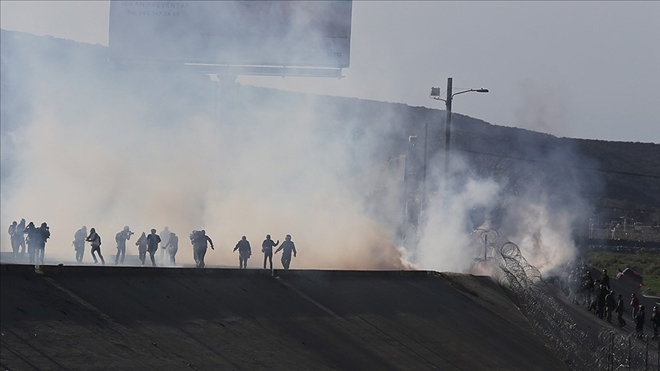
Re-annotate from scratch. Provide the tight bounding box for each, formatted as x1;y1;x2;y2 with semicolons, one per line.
443;77;453;192
420;122;428;223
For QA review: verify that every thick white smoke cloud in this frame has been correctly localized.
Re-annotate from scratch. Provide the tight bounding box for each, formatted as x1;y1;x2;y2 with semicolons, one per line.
1;30;598;277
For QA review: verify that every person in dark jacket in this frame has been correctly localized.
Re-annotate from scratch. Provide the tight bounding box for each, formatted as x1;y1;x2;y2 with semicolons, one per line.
191;230;214;268
233;236;252;269
274;234;297;270
17;218;26;256
604;290;616;323
34;222;50;265
651;306;660;340
86;227;105;265
146;229;161;267
615;293;626;327
635;305;646;338
114;226;134;265
600;269;610;289
135;232;148;266
24;222;39;264
261;234;279;270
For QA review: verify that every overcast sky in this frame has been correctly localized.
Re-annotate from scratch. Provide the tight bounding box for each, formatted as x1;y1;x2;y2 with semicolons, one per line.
1;1;659;143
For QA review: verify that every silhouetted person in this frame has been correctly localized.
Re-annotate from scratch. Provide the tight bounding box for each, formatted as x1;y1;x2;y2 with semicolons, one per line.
191;230;214;268
635;305;646;338
600;269;610;290
135;232;148;266
160;226;171;265
261;234;279;270
190;230;200;266
33;222;50;266
582;270;594;308
615;293;626;327
17;218;26;256
652;306;660;340
86;227;105;265
596;284;607;319
8;221;19;259
163;232;179;265
274;234;297;270
24;222;38;264
604;290;615;323
233;236;252;269
73;226;87;263
114;226;134;265
146;229;161;267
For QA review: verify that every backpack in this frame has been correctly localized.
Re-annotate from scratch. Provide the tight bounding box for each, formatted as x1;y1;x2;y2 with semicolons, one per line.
115;232;122;243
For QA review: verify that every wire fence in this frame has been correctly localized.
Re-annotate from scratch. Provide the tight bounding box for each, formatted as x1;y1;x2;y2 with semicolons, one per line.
470;228;660;371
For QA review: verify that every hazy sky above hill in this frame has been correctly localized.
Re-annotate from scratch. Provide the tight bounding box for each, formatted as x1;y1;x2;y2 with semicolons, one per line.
1;0;659;143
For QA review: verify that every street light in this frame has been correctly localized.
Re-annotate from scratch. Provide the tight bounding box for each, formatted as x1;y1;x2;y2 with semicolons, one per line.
430;77;488;194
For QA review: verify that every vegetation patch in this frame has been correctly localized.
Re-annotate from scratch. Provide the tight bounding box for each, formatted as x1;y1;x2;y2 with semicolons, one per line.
587;250;660;295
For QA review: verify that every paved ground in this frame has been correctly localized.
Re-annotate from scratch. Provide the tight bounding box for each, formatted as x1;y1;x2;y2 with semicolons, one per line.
1;264;569;371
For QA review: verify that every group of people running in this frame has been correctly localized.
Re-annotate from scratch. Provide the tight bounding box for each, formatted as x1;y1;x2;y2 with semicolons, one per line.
7;219;51;265
8;219;298;270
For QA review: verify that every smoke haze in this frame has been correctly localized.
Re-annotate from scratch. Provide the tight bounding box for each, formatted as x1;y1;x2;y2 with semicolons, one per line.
1;29;602;275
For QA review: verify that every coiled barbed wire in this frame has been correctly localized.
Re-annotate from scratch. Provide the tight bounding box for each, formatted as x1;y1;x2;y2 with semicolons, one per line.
470;228;659;370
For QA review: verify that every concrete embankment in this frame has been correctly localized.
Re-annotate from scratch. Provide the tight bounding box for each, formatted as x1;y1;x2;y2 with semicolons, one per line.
1;264;566;370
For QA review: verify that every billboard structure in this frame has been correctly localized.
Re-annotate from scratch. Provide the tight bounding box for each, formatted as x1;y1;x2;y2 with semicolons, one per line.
109;1;352;77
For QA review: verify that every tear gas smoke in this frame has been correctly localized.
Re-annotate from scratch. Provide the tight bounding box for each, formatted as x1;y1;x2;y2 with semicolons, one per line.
0;31;601;275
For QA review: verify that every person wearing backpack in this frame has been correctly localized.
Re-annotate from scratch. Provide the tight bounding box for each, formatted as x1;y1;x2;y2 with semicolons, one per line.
86;227;105;265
